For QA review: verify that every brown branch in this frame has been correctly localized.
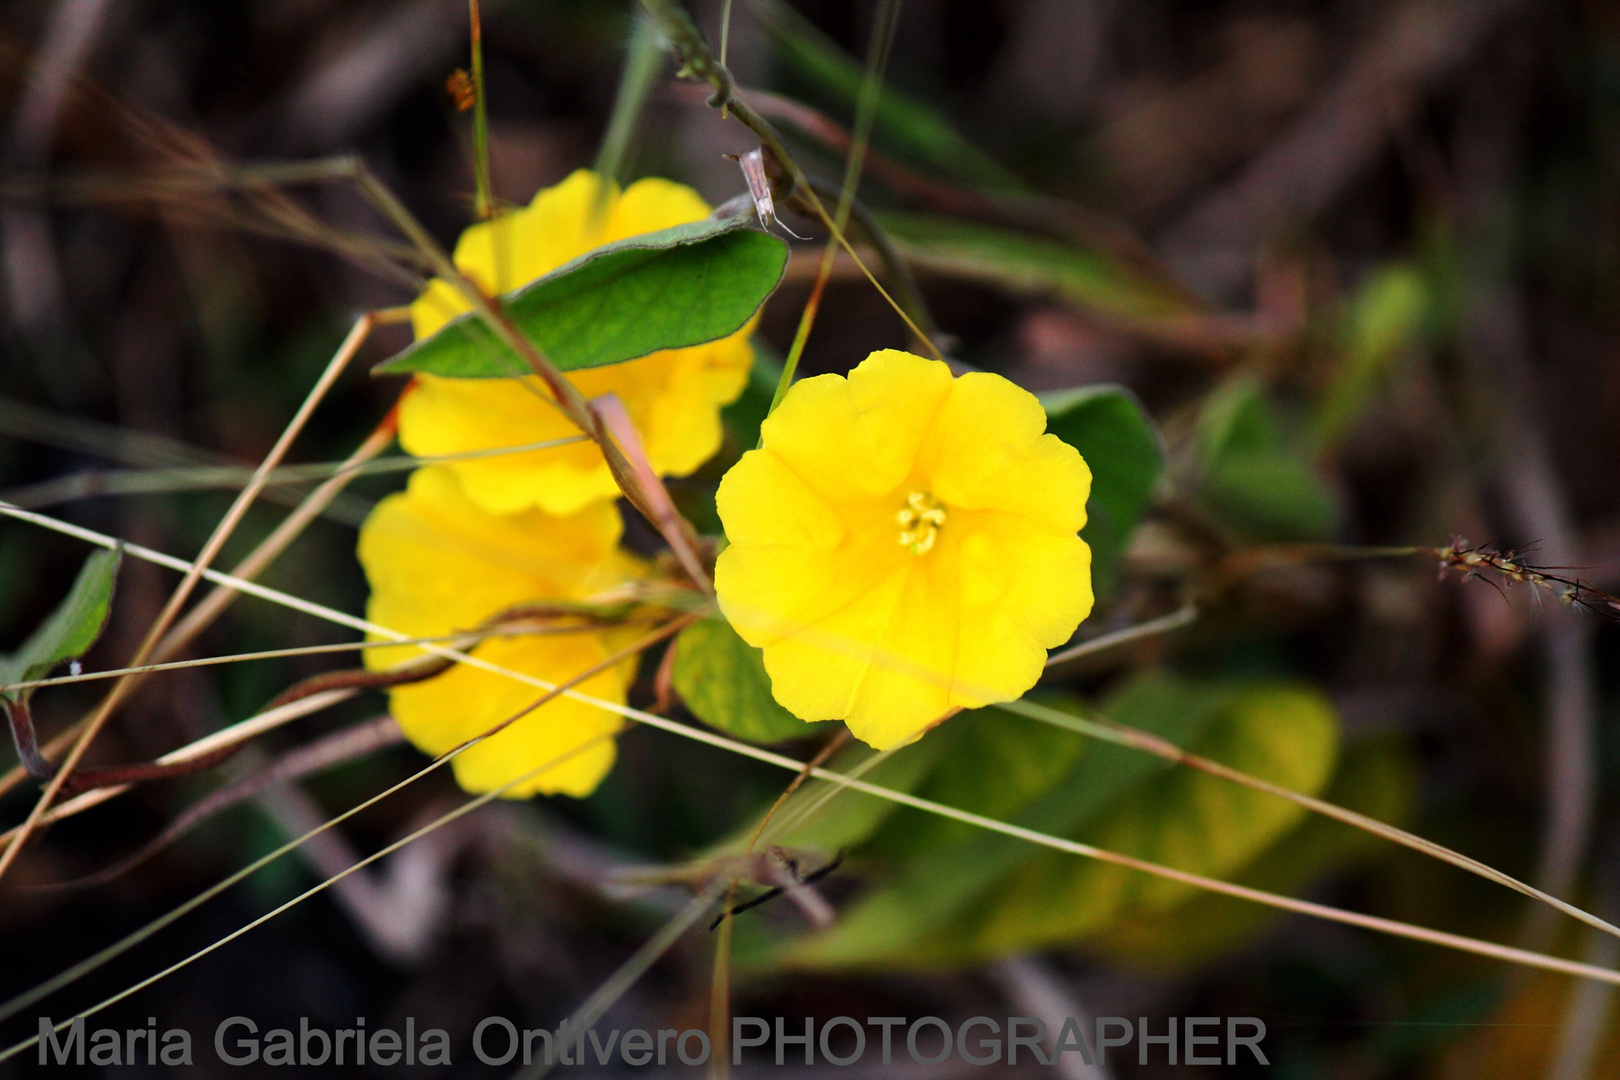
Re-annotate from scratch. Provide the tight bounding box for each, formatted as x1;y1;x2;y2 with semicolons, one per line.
43;716;404;892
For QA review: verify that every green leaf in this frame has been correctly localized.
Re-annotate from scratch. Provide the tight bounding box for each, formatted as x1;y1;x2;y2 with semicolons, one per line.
1313;263;1429;452
0;547;121;702
876;212;1190;324
375;217;788;378
775;671;1232;970
750;0;1024;192
672;617;808;745
940;682;1340;962
721;344;784;453
1196;378;1340;540
863;699;1089;857
1091;735;1415;971
1041;386;1164;595
772;674;1340;970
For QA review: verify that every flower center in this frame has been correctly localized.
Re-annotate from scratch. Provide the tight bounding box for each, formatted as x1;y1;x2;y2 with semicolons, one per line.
896;491;946;555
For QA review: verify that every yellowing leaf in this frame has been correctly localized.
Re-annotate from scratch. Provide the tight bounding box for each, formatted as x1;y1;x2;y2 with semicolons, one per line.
953;682;1340;959
866;701;1088;855
776;672;1231;970
1093;735;1415;971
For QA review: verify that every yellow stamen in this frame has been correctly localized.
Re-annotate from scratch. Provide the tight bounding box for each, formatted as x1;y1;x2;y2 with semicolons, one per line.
897;491;945;555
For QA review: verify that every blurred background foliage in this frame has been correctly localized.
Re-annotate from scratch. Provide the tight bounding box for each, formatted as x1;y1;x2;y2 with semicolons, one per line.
2;1;1620;1077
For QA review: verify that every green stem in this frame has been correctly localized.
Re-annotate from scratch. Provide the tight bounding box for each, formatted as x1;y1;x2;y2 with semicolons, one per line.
469;0;493;218
638;0;943;365
595;14;665;185
796;176;941;349
769;0;903;414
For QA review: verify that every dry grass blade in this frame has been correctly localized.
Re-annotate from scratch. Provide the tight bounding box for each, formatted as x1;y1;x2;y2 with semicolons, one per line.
593;393;711;592
1003;697;1620;947
0;627;550;698
0;434;589;509
0;395;372;524
0;690;357;848
32;716;404;891
5;507;1620;994
0;315;373;888
1;727;625;1064
515;880;729;1080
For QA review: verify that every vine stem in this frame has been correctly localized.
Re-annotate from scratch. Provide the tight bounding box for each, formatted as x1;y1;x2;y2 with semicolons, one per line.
638;0;944;368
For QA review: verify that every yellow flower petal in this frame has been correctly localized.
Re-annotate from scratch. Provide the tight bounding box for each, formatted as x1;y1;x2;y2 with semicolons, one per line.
715;350;1095;750
922;371;1091;531
759;349;954;504
387;633;625;798
357;465;639;797
400;170;753;516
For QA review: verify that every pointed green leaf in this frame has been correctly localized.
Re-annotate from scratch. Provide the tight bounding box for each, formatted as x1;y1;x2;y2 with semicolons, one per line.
0;547;121;702
1197;378;1340;540
672;617;809;745
1041;385;1164;595
876;212;1190;323
375;216;788;378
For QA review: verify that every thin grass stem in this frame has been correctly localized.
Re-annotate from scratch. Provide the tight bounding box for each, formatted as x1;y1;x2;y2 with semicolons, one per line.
0;728;624;1065
770;0;902;414
0;690;358;846
1043;602;1198;668
468;0;493;219
0;314;373;888
6;507;1619;989
1003;695;1620;947
515;880;728;1080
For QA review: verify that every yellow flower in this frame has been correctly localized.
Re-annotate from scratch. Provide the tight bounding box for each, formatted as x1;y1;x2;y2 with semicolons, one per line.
358;465;643;797
714;350;1094;750
402;169;756;517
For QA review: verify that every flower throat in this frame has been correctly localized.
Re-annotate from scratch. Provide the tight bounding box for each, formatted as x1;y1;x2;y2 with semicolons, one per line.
897;491;946;555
